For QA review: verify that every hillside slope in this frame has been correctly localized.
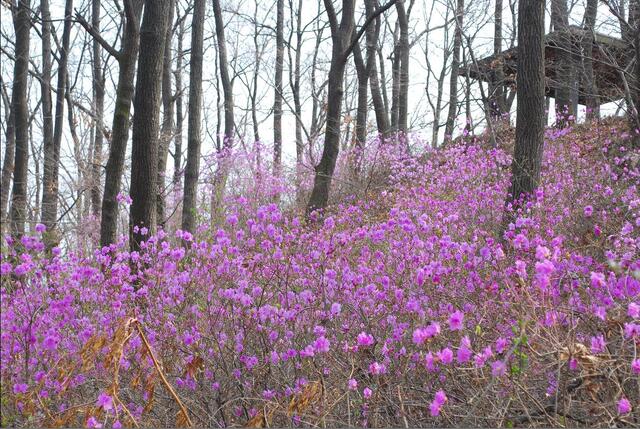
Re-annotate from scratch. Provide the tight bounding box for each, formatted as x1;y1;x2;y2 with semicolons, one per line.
1;121;639;427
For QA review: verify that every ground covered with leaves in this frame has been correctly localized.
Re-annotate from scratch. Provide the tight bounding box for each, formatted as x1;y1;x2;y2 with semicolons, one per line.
1;121;639;427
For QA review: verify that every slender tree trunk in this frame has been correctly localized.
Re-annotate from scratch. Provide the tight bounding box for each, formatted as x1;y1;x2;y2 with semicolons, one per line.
444;0;463;141
157;0;175;227
490;0;507;120
582;0;599;121
507;0;546;205
390;25;400;132
129;0;171;250
396;0;409;133
273;0;284;179
367;4;389;138
377;46;391;123
353;42;368;149
100;0;144;247
40;0;55;217
10;0;32;238
211;0;235;223
173;14;184;187
181;0;205;234
41;0;72;239
90;0;104;216
1;86;15;228
551;0;578;124
630;0;640;146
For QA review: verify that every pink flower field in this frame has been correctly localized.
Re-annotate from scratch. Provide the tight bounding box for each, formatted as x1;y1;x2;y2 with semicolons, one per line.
2;122;639;427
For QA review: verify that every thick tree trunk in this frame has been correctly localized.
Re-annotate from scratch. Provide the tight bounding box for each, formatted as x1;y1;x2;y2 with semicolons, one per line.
99;0;144;247
307;0;356;214
91;0;104;216
157;0;175;227
41;0;72;239
129;0;171;250
444;0;463;141
181;0;205;234
10;0;32;238
273;0;284;179
508;0;546;204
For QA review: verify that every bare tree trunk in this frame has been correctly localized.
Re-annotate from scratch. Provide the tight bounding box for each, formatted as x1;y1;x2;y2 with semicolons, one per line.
41;0;72;240
490;0;507;120
582;0;599;121
366;0;389;138
307;0;356;213
10;0;32;237
551;0;578;124
90;0;104;216
0;80;14;228
630;0;640;146
129;0;171;250
157;0;175;227
251;1;262;143
353;41;368;149
99;0;144;247
173;12;184;187
395;0;409;133
444;0;463;141
273;0;284;180
181;0;205;234
40;0;55;217
507;0;546;205
211;0;235;223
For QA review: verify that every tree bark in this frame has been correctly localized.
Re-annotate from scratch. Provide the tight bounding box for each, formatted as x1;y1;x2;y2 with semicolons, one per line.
582;0;599;121
181;0;205;234
490;0;507;120
444;0;463;141
157;0;175;227
90;0;105;216
41;0;72;239
307;0;356;214
99;0;144;247
395;0;409;133
273;0;284;179
129;0;171;250
211;0;235;223
507;0;546;205
0;81;15;229
9;0;32;238
551;0;578;124
173;12;184;187
40;0;54;218
367;0;389;138
353;42;368;149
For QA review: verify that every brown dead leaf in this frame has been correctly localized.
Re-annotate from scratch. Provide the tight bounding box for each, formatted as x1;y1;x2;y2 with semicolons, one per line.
287;381;322;417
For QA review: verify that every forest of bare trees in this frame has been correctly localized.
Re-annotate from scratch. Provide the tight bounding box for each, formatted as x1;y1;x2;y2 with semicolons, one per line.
1;0;638;248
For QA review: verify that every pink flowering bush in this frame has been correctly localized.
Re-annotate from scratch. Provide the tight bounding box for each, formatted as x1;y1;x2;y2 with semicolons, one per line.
1;121;639;427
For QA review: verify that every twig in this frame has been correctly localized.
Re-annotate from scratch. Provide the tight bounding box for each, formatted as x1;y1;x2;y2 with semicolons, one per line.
134;321;193;427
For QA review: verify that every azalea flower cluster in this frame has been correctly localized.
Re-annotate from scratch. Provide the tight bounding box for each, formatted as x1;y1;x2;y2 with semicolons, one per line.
1;122;639;427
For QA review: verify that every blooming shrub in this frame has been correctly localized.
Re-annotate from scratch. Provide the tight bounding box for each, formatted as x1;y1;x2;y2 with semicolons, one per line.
1;121;639;427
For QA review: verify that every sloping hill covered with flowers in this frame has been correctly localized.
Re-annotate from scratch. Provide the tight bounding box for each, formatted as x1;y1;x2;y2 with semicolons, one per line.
1;121;639;427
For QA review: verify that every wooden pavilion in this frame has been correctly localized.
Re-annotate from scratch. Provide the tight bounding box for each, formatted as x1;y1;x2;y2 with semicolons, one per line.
462;25;631;105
